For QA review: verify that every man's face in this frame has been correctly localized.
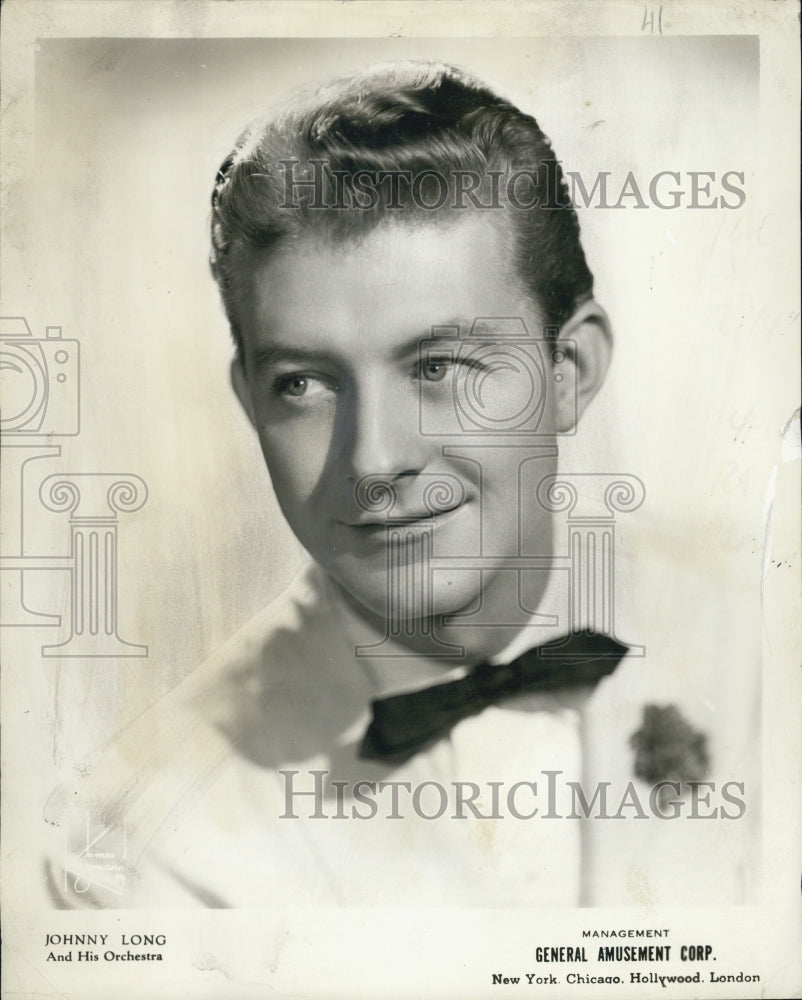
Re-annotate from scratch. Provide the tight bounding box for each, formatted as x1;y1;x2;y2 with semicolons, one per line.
233;214;571;622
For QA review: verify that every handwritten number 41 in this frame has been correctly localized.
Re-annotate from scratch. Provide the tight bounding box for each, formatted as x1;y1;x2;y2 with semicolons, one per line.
642;5;663;33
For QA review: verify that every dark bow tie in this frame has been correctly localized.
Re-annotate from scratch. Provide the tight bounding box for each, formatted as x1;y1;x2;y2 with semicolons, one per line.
359;630;628;763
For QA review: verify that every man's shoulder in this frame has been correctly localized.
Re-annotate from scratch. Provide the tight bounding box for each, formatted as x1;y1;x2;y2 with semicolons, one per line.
44;562;367;835
590;563;760;739
580;565;761;904
41;563;351;906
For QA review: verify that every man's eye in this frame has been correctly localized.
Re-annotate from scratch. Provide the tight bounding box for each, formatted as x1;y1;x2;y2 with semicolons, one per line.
279;375;310;396
273;373;336;400
420;361;450;382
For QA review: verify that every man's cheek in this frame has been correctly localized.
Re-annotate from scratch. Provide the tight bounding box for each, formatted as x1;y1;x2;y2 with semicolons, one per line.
258;432;332;507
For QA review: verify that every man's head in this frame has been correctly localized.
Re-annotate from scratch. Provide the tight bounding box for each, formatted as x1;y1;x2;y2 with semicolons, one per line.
211;61;596;350
210;62;612;636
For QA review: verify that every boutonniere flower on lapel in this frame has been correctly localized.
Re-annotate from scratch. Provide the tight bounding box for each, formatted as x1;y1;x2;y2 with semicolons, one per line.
630;703;710;807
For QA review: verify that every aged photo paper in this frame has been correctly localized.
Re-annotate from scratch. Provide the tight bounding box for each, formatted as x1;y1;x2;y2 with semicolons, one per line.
1;1;799;998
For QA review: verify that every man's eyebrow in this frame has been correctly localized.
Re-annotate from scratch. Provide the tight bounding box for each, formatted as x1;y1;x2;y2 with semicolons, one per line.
246;320;473;372
247;344;336;373
390;321;470;361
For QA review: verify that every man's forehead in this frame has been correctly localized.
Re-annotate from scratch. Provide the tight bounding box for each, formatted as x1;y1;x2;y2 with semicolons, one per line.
236;213;541;352
250;209;511;271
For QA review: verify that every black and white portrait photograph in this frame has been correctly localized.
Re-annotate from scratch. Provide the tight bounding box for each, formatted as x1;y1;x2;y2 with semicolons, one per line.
1;2;799;998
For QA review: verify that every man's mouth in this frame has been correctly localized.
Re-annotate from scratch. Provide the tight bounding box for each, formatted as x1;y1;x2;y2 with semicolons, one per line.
341;502;464;531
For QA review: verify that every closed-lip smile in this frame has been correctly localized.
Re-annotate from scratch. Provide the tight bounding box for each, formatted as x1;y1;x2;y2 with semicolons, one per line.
341;502;465;531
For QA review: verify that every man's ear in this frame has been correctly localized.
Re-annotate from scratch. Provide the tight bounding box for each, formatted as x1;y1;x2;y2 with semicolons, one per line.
552;299;613;433
230;356;256;427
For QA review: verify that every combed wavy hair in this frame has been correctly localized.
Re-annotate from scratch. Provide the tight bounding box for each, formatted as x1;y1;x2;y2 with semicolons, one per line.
210;61;594;353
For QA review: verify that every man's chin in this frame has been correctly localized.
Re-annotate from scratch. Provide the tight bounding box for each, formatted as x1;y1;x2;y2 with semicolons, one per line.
327;561;482;626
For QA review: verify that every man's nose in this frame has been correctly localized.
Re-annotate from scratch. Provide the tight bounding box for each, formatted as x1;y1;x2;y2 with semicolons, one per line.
343;378;429;481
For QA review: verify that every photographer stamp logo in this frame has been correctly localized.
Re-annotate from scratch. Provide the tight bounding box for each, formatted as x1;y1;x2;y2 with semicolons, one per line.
62;809;128;899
